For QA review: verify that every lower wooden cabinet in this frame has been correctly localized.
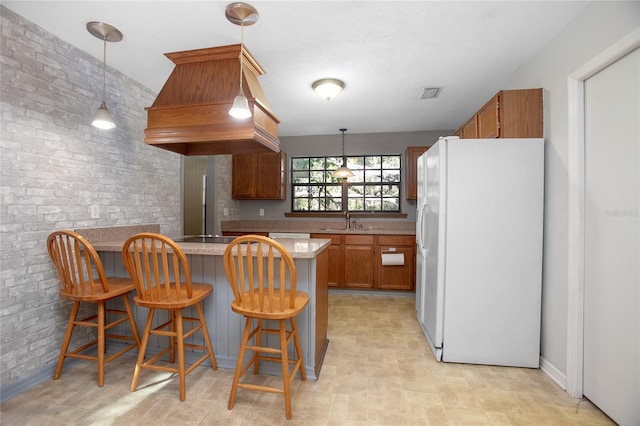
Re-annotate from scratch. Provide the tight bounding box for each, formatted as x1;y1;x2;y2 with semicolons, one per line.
344;235;375;289
376;235;415;291
311;233;415;291
322;234;343;288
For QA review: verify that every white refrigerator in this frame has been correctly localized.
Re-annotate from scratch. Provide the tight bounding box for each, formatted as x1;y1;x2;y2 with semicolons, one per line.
415;136;544;368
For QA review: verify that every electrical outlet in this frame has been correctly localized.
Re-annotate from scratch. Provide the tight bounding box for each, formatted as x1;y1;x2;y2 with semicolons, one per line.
223;208;228;216
90;204;99;219
259;208;264;216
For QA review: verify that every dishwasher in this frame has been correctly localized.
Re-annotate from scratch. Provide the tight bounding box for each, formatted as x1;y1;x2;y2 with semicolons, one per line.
268;232;311;239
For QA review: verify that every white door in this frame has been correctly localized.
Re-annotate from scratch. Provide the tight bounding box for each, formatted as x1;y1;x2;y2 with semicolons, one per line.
584;47;639;425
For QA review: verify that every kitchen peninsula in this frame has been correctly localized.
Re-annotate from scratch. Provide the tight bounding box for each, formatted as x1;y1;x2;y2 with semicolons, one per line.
77;225;331;380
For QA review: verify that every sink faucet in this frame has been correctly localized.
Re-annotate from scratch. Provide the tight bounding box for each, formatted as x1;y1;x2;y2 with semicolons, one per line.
345;211;350;230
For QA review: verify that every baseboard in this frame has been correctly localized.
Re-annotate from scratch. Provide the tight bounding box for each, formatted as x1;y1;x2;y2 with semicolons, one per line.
0;358;82;404
329;289;415;297
539;355;567;391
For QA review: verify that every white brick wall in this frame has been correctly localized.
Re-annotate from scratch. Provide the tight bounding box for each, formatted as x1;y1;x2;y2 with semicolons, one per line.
0;6;182;388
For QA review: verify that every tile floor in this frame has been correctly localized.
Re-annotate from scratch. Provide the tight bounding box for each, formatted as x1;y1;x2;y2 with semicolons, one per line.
1;293;613;425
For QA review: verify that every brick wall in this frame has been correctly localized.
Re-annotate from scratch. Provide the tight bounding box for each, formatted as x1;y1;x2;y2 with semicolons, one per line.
0;6;182;390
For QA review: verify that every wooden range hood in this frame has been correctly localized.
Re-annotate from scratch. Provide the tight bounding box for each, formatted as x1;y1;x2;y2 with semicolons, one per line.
144;44;280;156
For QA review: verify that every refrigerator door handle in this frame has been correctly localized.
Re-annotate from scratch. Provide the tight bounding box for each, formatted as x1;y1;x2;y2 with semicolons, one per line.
419;204;430;251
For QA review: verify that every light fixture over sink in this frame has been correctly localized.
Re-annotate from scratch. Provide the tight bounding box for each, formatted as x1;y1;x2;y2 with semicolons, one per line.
312;78;345;101
87;21;122;130
226;2;259;119
332;128;354;179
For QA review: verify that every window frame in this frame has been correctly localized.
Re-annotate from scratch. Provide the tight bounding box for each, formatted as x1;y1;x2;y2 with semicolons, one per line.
290;153;402;213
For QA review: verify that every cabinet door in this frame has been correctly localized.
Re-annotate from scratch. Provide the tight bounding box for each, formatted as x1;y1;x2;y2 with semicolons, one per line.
344;235;375;289
376;235;415;290
311;234;343;288
500;88;543;138
232;151;286;200
405;146;431;200
256;151;286;199
477;93;500;138
462;115;479;139
232;154;257;198
377;246;415;290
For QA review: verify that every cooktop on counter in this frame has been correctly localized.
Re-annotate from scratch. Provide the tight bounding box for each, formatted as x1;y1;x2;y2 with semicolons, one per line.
174;236;237;244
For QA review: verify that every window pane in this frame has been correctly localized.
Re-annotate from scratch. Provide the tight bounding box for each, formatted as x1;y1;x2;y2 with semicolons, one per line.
294;186;309;197
365;185;382;197
294;198;309;210
326;157;342;170
382;184;400;197
292;158;309;171
365;170;382;182
292;171;309;184
383;170;400;182
349;170;365;183
348;185;364;196
382;198;400;211
365;156;381;168
382;156;400;169
326;198;342;211
326;185;342;196
310;158;326;170
365;199;381;211
348;198;364;211
347;157;364;170
310;171;325;183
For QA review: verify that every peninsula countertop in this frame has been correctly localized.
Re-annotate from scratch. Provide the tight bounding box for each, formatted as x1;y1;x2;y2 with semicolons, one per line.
92;236;331;258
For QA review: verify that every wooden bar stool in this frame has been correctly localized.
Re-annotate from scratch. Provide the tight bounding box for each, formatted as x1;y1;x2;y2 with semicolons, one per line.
47;230;141;387
121;232;217;401
223;235;309;419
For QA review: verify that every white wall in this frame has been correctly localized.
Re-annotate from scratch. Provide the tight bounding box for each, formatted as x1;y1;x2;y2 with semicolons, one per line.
504;1;640;379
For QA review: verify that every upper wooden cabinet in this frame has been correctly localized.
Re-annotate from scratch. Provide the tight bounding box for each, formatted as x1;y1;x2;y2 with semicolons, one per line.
405;146;431;200
455;88;543;139
232;151;287;200
461;115;479;139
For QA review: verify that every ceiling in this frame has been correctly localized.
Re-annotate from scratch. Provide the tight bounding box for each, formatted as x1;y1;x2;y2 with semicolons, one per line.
3;1;589;137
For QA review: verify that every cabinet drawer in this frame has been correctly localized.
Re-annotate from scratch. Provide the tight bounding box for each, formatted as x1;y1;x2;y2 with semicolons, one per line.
345;235;374;245
311;234;343;245
377;235;415;246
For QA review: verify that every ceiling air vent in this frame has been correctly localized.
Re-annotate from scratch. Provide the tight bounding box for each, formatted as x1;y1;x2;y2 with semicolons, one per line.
419;87;441;99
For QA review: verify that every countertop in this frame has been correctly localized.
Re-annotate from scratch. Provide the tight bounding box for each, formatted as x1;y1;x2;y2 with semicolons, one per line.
221;219;416;236
92;237;331;259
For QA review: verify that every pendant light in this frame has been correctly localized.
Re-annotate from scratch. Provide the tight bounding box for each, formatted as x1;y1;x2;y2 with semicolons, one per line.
87;22;122;130
226;2;259;119
332;128;354;179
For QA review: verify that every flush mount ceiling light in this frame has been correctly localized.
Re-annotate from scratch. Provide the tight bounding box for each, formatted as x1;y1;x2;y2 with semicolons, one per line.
87;21;122;130
312;78;345;101
226;2;259;119
332;128;354;179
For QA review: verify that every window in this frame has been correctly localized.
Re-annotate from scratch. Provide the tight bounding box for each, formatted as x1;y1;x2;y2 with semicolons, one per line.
291;154;401;212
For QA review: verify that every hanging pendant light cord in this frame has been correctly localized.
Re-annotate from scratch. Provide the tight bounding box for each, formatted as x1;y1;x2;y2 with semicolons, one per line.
101;36;107;102
341;129;347;166
238;22;244;93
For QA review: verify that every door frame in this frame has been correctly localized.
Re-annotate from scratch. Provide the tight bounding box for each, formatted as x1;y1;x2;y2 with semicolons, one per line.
566;28;640;399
